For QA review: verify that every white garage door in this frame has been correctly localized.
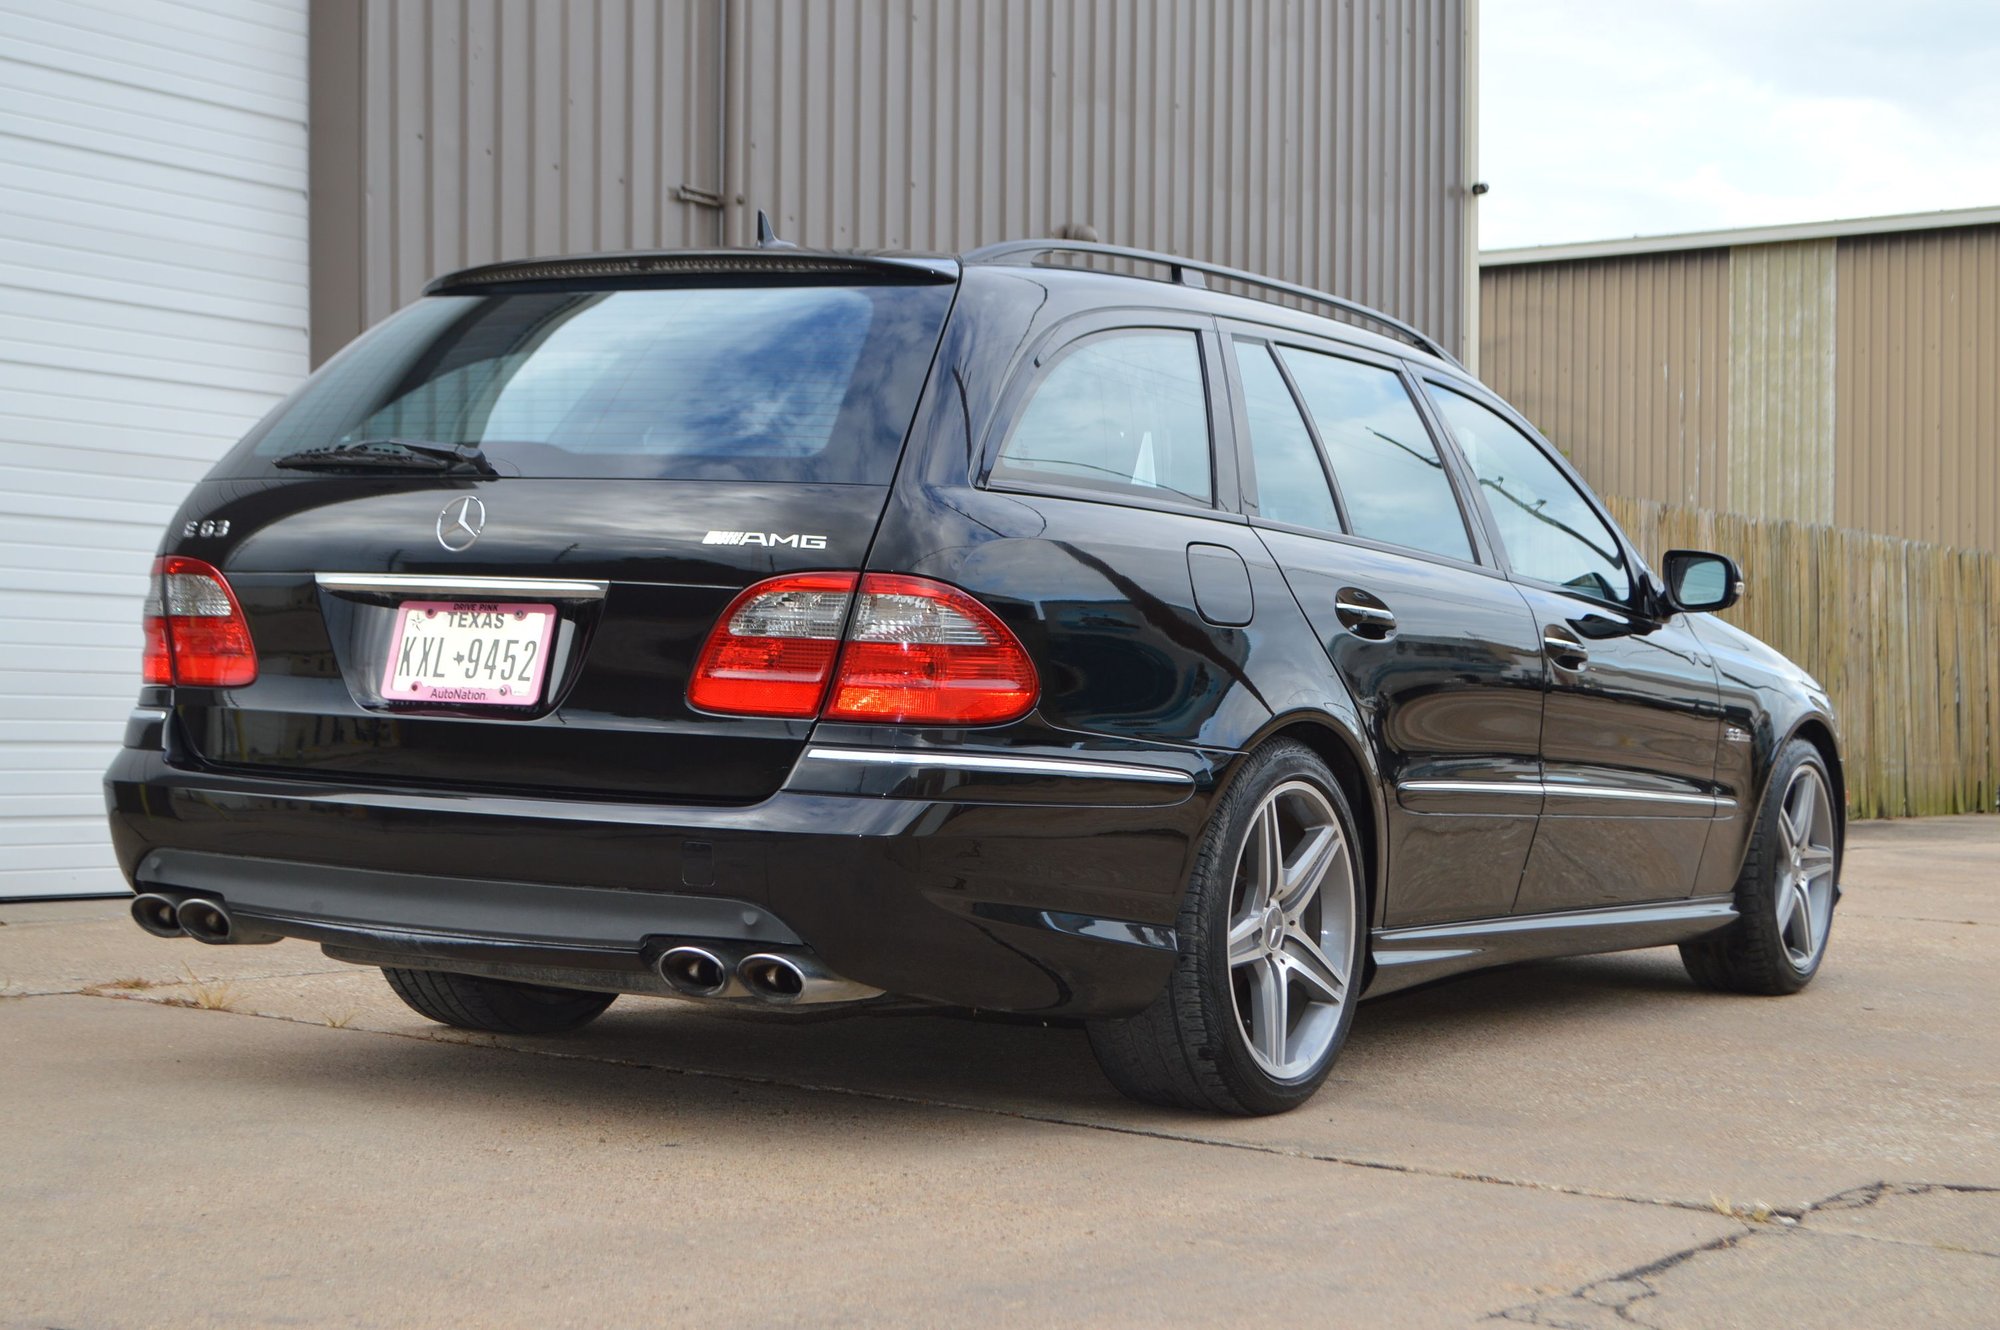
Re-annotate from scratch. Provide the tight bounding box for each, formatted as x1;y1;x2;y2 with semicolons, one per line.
0;0;308;898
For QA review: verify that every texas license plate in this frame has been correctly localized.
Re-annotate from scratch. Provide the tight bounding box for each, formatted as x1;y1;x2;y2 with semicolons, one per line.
380;600;557;706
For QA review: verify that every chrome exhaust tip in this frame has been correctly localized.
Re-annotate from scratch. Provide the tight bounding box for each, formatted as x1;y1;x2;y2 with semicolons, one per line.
738;953;808;1003
176;898;234;944
656;946;736;999
738;952;884;1006
174;898;279;946
130;893;183;939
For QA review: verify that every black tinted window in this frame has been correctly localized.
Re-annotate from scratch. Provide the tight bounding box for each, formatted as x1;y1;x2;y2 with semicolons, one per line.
1234;341;1342;533
1277;348;1472;561
1428;386;1632;602
992;331;1213;505
223;283;953;482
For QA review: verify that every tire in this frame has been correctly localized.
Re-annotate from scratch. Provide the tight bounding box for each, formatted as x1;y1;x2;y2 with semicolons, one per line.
1680;738;1840;995
1086;740;1366;1115
381;966;617;1034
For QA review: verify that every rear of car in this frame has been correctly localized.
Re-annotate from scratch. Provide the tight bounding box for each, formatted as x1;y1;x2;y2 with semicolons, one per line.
104;252;1216;1018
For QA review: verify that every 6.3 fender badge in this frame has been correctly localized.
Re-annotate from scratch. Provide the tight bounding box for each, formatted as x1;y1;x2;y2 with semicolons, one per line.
437;496;486;551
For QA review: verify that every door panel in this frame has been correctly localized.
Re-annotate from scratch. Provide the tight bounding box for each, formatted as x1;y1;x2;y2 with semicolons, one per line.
1417;382;1725;913
1225;334;1546;928
1512;591;1725;910
1263;533;1547;924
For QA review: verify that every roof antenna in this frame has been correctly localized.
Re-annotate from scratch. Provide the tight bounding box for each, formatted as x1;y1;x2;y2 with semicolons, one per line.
754;209;798;250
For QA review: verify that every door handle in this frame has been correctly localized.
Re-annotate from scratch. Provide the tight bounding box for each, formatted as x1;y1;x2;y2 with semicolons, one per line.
1335;589;1397;640
1543;626;1588;671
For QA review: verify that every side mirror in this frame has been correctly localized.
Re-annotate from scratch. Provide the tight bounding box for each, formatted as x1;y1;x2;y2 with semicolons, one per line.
1661;549;1742;613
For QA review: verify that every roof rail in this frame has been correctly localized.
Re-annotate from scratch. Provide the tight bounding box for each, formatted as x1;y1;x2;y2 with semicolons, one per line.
961;239;1461;367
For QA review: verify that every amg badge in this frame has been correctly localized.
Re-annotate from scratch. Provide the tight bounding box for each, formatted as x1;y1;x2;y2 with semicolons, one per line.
703;531;828;549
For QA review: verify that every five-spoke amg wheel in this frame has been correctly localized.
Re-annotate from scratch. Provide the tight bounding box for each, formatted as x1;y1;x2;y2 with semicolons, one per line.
1088;741;1364;1114
1682;738;1840;994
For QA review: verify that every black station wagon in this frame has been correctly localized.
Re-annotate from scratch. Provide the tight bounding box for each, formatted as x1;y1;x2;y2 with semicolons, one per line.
107;236;1844;1115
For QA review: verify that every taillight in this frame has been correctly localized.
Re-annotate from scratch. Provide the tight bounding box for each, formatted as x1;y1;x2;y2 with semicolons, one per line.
143;555;258;688
688;572;1038;726
687;572;858;718
825;575;1038;725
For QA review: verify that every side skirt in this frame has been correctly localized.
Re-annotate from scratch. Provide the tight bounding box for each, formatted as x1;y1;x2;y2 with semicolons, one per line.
1363;895;1738;998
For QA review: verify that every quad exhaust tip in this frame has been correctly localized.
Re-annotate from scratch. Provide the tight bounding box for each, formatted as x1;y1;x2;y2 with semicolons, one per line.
130;892;183;939
177;897;235;944
737;952;884;1006
656;945;735;999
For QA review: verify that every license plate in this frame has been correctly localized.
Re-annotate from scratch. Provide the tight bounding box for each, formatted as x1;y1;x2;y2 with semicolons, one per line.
380;600;557;706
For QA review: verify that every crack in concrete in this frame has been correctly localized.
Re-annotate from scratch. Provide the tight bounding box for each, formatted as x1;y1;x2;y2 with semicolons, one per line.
1493;1180;2000;1326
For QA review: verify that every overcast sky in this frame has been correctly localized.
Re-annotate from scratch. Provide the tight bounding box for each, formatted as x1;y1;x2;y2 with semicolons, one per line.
1479;0;2000;251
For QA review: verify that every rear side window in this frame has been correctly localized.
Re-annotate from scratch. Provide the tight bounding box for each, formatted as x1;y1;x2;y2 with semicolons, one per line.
1277;348;1473;562
222;282;954;482
1233;341;1342;533
991;331;1213;505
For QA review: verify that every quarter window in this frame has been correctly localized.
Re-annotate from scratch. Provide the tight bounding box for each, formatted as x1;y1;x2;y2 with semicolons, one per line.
1234;341;1342;533
1277;348;1472;562
992;331;1213;505
1427;386;1632;603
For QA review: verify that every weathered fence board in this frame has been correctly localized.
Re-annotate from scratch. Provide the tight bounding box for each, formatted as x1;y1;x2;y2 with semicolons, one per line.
1606;496;1999;819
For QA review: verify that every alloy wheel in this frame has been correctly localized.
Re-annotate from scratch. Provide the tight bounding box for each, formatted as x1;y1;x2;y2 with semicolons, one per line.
1774;765;1837;971
1225;780;1358;1080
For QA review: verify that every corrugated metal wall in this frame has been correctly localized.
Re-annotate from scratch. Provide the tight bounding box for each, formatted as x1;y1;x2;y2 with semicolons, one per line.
310;0;1476;364
1480;222;2000;554
309;0;724;365
1836;227;2000;551
1478;251;1731;511
1729;240;1836;525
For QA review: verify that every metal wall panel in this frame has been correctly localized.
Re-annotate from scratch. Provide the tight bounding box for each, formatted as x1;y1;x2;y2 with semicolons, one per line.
1835;226;2000;552
312;0;1475;363
1481;222;1999;555
311;0;724;364
1479;251;1732;511
728;0;1471;356
1728;240;1836;525
0;0;309;897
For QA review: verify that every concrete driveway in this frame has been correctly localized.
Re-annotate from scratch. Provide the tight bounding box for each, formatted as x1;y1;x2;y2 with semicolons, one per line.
3;816;1995;1327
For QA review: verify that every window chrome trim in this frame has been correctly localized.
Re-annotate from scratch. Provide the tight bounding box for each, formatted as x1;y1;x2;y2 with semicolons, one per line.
801;747;1195;787
1397;778;1735;813
315;573;609;600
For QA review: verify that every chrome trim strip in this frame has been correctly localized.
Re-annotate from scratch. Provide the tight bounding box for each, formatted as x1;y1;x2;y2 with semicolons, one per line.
1397;778;1732;812
1542;783;1718;808
315;573;609;599
128;707;169;724
1376;894;1740;946
800;747;1195;786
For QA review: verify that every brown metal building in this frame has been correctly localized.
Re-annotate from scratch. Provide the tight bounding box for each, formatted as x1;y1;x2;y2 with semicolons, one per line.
1479;207;2000;554
308;0;1482;368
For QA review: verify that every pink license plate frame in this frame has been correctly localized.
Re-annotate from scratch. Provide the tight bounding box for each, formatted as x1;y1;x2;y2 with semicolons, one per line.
379;599;558;707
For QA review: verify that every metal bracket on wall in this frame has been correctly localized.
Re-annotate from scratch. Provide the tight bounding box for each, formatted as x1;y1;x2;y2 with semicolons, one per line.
676;185;725;209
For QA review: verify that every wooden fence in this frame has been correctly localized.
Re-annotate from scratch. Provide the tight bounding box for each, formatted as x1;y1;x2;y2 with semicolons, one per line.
1605;497;2000;819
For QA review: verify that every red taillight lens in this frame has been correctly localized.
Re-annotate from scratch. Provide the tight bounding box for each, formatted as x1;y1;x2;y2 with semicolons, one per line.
826;575;1038;725
143;555;257;688
687;572;858;718
688;572;1039;725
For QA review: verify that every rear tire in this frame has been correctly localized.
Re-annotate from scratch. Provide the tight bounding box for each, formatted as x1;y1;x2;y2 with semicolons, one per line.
1086;740;1365;1116
1680;739;1839;995
381;967;616;1034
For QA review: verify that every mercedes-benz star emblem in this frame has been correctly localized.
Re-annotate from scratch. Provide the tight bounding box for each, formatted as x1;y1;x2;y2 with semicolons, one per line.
436;496;486;552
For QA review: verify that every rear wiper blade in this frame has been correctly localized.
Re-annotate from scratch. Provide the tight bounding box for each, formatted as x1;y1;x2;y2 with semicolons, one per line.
273;438;498;476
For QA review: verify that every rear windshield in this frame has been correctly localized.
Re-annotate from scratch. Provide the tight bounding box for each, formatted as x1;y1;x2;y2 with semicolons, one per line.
221;281;954;482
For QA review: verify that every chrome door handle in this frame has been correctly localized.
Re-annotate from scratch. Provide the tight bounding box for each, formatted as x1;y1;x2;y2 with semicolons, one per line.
1335;589;1397;640
1543;628;1588;670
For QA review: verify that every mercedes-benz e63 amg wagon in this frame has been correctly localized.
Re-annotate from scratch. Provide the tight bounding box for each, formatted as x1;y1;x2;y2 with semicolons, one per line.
106;237;1844;1115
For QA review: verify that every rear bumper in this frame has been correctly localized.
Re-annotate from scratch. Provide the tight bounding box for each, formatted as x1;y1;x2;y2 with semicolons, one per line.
104;740;1227;1017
